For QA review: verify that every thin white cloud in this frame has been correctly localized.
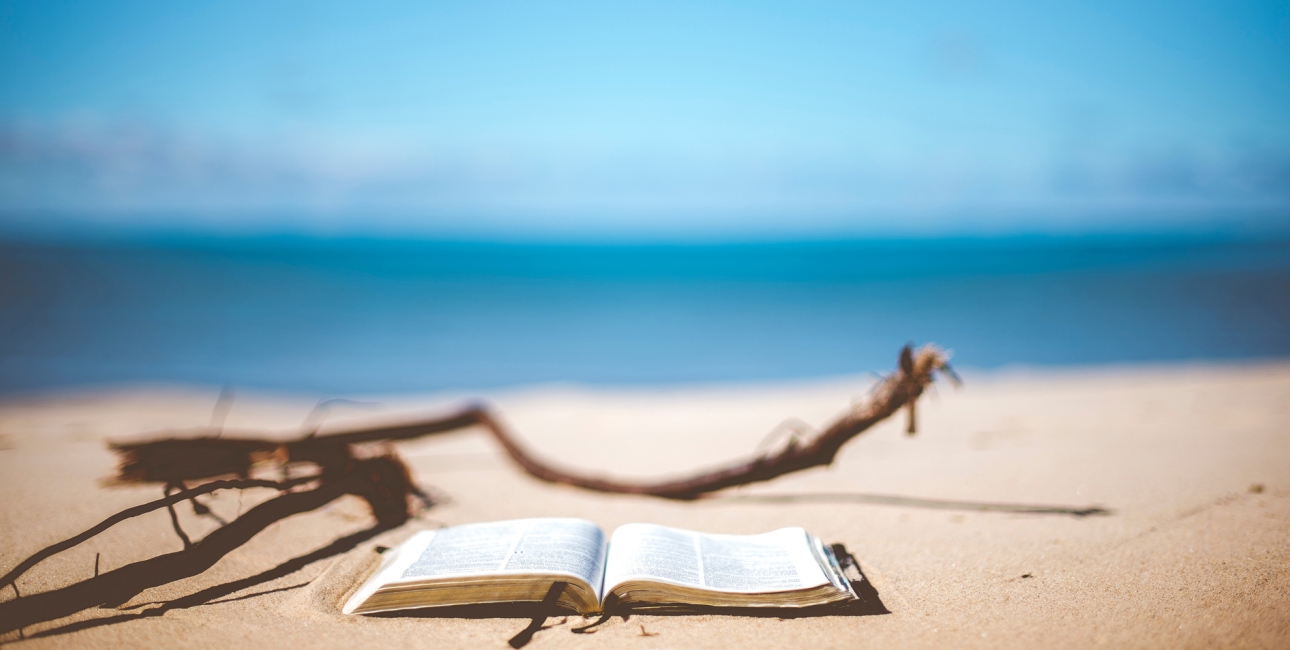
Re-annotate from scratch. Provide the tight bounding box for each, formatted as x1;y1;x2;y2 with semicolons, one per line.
1;116;1287;237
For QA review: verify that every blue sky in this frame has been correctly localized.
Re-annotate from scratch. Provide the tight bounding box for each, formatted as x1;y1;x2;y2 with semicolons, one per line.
1;0;1288;239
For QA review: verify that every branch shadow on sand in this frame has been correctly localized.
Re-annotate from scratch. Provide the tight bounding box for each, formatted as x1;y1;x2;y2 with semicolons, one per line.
705;491;1112;517
6;524;389;644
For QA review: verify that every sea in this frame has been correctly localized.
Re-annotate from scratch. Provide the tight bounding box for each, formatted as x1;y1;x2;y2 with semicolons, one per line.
2;233;1288;396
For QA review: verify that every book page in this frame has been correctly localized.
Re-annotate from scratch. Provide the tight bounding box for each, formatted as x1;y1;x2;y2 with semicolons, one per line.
389;518;606;589
603;523;704;588
401;520;529;578
603;524;831;594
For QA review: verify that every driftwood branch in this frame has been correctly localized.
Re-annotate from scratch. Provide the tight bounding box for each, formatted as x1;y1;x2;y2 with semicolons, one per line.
462;344;954;499
105;344;954;500
295;343;953;499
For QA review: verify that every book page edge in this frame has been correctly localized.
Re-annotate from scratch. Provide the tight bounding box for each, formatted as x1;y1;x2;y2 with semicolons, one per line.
341;530;438;615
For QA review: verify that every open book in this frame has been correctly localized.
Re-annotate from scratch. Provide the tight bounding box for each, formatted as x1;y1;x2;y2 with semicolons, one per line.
343;518;857;615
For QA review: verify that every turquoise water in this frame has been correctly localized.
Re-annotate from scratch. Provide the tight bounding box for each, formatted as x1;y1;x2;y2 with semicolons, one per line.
1;235;1288;395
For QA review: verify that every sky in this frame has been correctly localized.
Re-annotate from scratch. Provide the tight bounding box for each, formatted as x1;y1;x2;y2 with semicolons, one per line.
1;0;1288;240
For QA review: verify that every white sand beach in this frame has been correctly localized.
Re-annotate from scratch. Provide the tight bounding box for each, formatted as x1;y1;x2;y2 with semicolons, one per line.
1;361;1288;648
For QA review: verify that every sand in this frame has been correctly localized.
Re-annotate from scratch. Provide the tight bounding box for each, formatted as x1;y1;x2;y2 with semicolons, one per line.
1;362;1288;648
